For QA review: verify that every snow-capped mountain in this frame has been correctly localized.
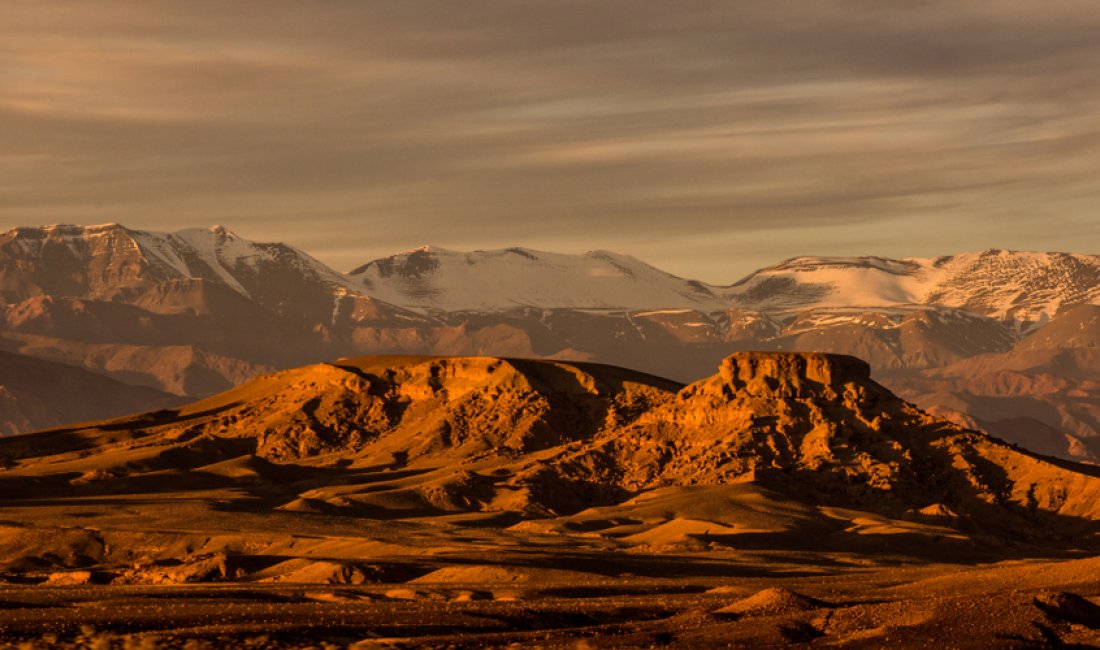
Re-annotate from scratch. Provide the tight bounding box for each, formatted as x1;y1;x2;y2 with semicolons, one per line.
0;223;372;320
6;228;1099;352
724;256;932;311
726;249;1100;323
350;246;726;312
10;227;1092;326
0;224;426;410
349;246;1100;325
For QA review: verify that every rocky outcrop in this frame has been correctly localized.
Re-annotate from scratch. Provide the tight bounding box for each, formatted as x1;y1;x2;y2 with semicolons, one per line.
4;353;1100;537
158;355;680;462
713;351;874;399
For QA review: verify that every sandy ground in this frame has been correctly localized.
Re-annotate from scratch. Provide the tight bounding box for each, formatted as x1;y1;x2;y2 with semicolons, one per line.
0;504;1098;649
0;554;1098;648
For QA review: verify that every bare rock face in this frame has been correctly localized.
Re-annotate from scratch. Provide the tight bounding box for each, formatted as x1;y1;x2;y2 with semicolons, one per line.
713;351;874;399
141;355;681;463
584;352;905;492
551;351;1100;530
45;570;95;586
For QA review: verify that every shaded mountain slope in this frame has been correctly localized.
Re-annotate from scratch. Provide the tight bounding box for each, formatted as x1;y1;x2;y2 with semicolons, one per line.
1016;304;1100;351
0;332;269;397
0;350;182;435
884;347;1100;463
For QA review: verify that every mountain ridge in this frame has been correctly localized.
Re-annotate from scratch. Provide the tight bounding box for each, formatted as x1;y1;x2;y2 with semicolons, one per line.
351;245;1100;323
7;352;1100;536
8;224;1100;324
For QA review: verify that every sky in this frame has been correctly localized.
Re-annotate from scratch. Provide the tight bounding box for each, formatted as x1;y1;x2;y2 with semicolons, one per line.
2;1;1100;283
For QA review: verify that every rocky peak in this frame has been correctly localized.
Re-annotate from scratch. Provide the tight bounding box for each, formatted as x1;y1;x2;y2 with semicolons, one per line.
710;351;876;400
337;356;554;402
174;356;679;462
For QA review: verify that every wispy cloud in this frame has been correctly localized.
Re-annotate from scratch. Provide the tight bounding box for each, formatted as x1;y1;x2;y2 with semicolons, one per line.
2;1;1099;280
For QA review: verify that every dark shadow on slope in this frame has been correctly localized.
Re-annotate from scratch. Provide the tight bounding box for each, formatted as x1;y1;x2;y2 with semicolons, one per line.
411;550;827;580
0;403;242;463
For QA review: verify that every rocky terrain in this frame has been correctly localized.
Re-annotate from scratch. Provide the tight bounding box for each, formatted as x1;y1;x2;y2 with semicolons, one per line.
0;352;1098;646
5;223;1100;465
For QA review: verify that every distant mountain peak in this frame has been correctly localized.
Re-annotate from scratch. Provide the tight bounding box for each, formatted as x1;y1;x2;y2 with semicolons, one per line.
349;245;726;312
8;223;1100;324
187;224;238;238
399;244;450;254
5;222;128;239
0;222;399;324
342;245;1100;321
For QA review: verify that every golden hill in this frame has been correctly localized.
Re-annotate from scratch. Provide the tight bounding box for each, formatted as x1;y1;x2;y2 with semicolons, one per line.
2;352;1099;541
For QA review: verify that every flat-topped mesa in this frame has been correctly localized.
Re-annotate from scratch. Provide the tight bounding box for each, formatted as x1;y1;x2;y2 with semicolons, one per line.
714;351;878;400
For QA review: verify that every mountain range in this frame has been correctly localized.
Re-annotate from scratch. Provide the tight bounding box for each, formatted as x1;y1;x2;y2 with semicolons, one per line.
4;223;1100;463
